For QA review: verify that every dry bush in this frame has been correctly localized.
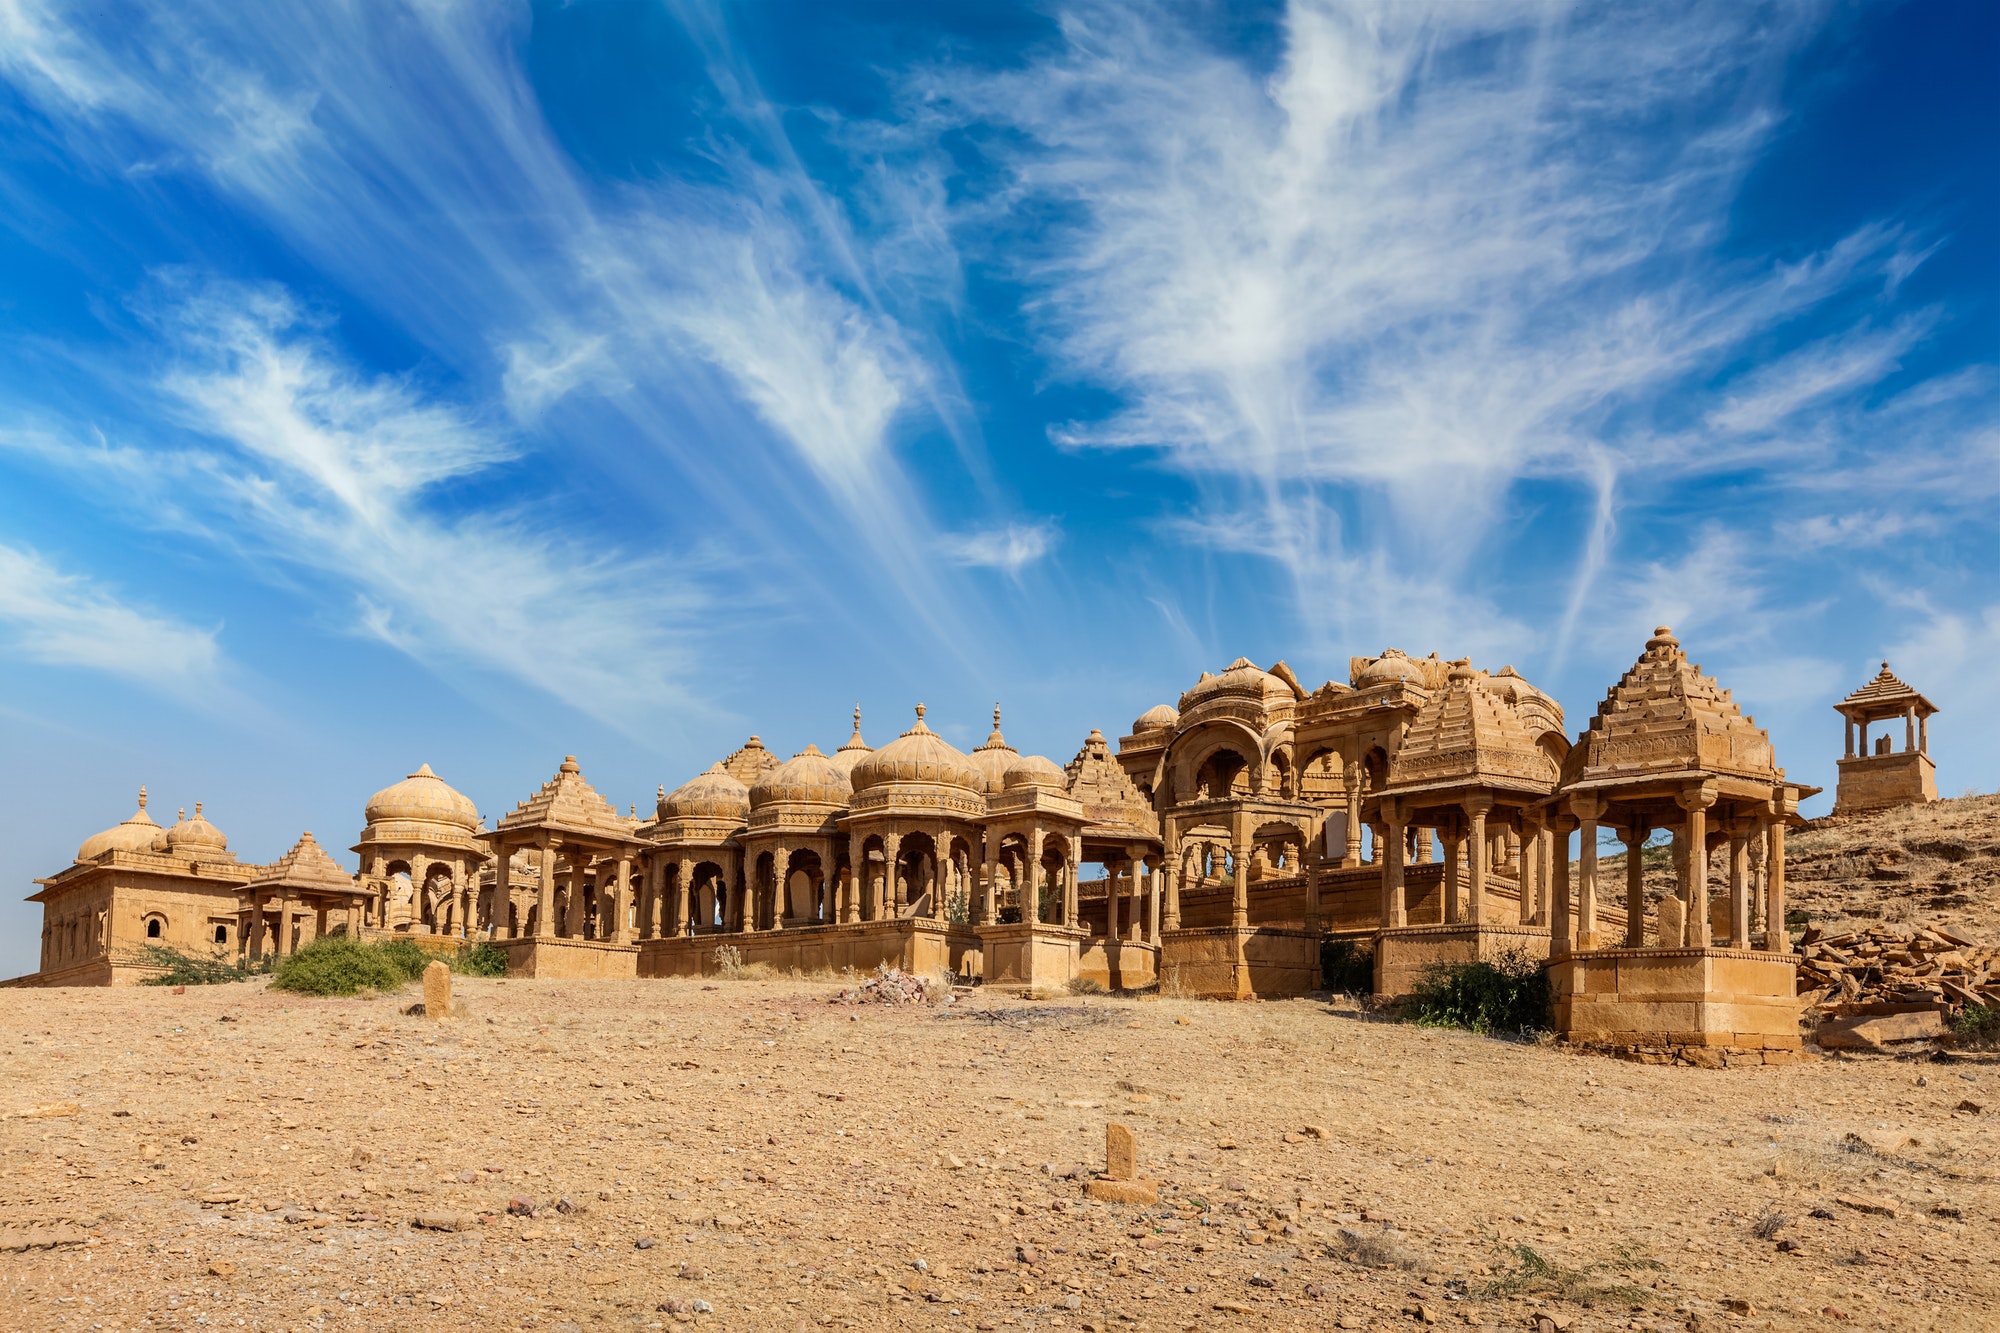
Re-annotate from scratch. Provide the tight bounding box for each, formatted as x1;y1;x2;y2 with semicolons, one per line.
1333;1225;1425;1271
711;945;773;980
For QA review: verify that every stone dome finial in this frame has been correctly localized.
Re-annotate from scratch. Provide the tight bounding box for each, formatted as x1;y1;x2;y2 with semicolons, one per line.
914;703;927;726
138;785;147;810
561;755;580;773
985;704;1006;747
1646;625;1679;653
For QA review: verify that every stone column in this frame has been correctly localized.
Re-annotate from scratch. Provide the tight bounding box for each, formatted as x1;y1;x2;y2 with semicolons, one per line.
247;891;266;961
1344;770;1364;868
883;832;903;918
275;898;294;957
1675;785;1715;947
1064;841;1080;927
1858;718;1868;755
490;844;513;939
535;838;559;938
1415;828;1434;864
1162;855;1180;932
1441;820;1462;925
1549;815;1575;955
1127;847;1147;942
1765;814;1788;953
1919;713;1928;754
1621;824;1647;948
612;856;632;944
1728;821;1750;948
1104;858;1121;940
1843;716;1853;757
1382;800;1407;929
979;832;998;926
1905;707;1916;753
1230;829;1250;932
771;845;790;930
1570;795;1602;950
1465;798;1492;927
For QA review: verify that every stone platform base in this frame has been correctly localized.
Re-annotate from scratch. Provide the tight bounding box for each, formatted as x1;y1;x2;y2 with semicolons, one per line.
1834;750;1936;815
1078;937;1159;991
496;935;638;979
1573;1041;1814;1069
1373;922;1551;999
1083;1177;1160;1205
639;919;982;981
1548;946;1801;1055
1160;926;1320;999
978;922;1085;994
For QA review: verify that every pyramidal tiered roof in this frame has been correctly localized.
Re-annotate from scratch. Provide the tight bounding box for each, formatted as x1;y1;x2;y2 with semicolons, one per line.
1385;665;1558;792
1064;728;1157;838
494;756;640;841
244;832;360;895
721;736;782;788
1569;627;1777;786
1836;663;1937;719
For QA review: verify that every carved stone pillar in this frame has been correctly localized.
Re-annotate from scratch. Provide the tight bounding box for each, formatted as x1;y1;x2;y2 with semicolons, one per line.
1675;784;1716;947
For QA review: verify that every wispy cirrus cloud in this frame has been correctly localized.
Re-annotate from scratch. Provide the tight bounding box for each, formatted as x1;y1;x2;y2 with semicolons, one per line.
920;0;1978;669
941;521;1059;574
142;283;700;722
0;540;220;687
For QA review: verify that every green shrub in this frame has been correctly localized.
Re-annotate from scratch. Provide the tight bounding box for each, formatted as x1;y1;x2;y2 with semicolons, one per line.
1319;938;1374;994
137;944;264;986
457;941;509;977
271;936;415;996
373;936;434;982
1951;1004;1999;1048
1406;949;1552;1036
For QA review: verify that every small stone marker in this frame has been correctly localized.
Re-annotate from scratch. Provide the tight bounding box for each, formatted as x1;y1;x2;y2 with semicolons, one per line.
1655;897;1684;948
1084;1122;1158;1205
422;960;452;1019
1106;1122;1137;1180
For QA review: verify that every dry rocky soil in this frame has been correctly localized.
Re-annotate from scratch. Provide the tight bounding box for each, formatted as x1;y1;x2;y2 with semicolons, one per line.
3;965;1996;1333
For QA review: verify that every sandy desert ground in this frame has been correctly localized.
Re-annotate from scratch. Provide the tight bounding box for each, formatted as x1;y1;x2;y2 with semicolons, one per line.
2;976;1994;1333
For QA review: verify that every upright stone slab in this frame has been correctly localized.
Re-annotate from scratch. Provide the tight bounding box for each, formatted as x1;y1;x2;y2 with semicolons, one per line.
1655;897;1684;949
1105;1123;1137;1181
1084;1122;1158;1205
422;959;452;1019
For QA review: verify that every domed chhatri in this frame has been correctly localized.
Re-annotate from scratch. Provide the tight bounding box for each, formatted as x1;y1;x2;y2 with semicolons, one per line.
75;786;162;862
1002;751;1068;792
1131;703;1180;734
1355;648;1430;688
969;704;1019;795
749;745;852;810
167;801;228;853
662;763;751;820
849;704;985;795
363;763;481;832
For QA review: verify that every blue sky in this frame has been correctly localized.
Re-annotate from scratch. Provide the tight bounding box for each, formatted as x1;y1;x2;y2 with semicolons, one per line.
0;1;1993;977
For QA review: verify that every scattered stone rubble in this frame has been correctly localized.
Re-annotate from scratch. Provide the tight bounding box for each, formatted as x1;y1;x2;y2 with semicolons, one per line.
832;965;949;1006
1797;921;2000;1010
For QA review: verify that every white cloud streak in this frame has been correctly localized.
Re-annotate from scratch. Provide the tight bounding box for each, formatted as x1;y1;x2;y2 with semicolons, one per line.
0;541;220;686
919;0;1975;663
942;521;1059;573
139;283;697;722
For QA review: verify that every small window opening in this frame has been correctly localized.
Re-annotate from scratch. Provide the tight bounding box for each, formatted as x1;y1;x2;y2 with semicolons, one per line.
147;919;163;938
214;925;228;943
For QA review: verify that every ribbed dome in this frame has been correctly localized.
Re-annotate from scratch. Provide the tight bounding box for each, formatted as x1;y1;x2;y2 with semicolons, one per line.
166;802;227;853
1357;649;1427;687
1182;657;1291;707
76;787;163;862
662;763;751;820
363;763;481;832
969;705;1018;794
1131;703;1180;734
850;705;984;794
1003;752;1068;792
749;745;852;810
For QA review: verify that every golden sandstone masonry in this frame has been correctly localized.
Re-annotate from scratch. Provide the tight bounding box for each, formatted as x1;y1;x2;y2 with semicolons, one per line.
8;629;1949;1058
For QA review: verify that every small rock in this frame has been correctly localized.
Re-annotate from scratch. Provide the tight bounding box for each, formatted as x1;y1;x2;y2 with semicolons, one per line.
1175;1016;1190;1025
1777;1239;1803;1252
1247;1273;1276;1288
678;1262;706;1281
691;1299;713;1313
457;1170;478;1184
635;1235;656;1249
1955;1099;1984;1114
554;1195;579;1214
1720;1297;1755;1315
507;1197;536;1217
411;1212;476;1232
1834;1193;1899;1218
657;1298;688;1314
208;1260;235;1278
